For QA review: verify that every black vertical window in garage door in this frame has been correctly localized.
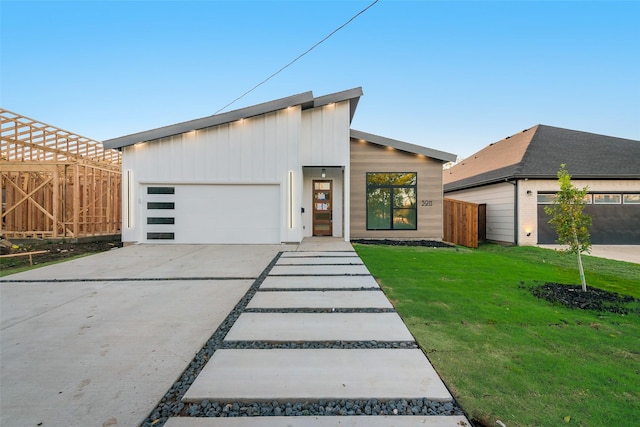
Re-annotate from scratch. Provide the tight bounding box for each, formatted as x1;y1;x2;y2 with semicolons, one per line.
146;187;175;240
537;204;640;244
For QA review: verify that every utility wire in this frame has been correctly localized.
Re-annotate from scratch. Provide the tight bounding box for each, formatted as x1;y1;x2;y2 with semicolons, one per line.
214;0;380;114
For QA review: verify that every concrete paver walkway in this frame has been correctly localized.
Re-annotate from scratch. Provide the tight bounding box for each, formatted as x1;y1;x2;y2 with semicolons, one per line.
224;312;415;341
183;349;453;402
1;238;470;427
172;238;469;426
247;290;393;308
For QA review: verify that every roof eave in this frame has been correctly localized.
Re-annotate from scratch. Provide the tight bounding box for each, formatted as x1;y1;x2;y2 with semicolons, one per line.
350;129;457;163
103;91;314;149
311;87;363;122
444;177;515;193
445;173;640;192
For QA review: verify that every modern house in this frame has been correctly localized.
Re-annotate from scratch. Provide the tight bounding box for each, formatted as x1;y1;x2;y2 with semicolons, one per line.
443;125;640;245
103;88;456;245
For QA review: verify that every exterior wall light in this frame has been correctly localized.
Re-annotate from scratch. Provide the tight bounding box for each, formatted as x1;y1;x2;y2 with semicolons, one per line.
321;168;326;178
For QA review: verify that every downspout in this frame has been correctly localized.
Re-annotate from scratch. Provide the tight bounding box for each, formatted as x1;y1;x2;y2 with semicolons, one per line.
505;178;518;245
514;180;519;245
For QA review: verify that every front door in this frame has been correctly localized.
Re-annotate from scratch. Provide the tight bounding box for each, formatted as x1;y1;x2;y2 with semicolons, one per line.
313;180;332;236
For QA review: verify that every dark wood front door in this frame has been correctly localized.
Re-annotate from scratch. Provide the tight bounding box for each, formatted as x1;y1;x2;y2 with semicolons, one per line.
313;180;332;236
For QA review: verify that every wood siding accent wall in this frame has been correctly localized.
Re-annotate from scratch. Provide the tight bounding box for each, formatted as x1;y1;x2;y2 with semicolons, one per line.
350;139;444;239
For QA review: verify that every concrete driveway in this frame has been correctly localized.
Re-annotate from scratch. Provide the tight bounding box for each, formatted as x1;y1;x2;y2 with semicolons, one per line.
538;245;640;264
1;244;283;427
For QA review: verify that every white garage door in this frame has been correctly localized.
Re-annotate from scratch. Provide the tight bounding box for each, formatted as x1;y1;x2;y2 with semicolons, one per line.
143;184;280;244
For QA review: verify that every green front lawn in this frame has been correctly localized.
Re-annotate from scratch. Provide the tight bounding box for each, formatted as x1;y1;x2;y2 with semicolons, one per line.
354;243;640;427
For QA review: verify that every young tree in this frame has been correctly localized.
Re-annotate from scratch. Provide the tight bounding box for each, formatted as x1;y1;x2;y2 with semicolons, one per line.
544;164;592;291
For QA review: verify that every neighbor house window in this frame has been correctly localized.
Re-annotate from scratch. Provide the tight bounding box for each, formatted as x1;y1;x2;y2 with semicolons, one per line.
366;172;417;230
537;194;555;204
593;194;621;204
623;194;640;204
538;193;592;204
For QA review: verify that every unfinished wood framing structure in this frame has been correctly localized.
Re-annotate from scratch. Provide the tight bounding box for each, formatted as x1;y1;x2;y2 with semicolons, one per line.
1;109;122;240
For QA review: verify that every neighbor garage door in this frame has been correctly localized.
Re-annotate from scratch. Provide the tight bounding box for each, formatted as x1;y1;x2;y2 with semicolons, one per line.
143;184;280;244
537;194;640;244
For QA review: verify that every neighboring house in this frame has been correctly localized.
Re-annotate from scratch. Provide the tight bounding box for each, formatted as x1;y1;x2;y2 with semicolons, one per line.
103;88;456;245
443;125;640;245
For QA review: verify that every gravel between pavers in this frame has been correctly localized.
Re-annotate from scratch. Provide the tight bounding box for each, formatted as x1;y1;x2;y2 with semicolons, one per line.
139;251;464;427
221;340;419;349
179;398;463;418
244;307;396;313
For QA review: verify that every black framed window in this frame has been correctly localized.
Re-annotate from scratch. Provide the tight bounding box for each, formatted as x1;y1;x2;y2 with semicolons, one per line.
147;202;175;210
147;217;175;225
366;172;417;230
147;232;175;240
147;187;175;194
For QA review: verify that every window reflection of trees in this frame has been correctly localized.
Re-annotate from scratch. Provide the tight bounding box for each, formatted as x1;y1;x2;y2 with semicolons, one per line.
367;173;417;230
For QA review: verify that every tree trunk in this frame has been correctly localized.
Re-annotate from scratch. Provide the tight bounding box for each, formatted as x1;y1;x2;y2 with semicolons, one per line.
574;232;587;292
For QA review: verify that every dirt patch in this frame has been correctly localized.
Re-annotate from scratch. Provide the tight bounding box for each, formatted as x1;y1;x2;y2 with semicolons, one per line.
530;282;639;315
0;239;122;270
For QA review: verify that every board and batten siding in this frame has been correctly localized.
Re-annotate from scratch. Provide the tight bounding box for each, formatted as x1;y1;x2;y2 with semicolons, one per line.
121;106;302;243
445;182;515;243
122;107;300;183
349;139;444;240
300;101;351;166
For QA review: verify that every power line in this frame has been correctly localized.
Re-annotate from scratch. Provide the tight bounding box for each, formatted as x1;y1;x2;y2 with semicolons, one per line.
213;0;379;114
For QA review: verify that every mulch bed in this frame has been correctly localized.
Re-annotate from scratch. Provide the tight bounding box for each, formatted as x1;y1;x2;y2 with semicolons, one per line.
351;239;453;248
530;282;639;315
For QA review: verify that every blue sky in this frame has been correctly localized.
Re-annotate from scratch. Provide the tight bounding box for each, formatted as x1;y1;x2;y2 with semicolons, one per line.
2;0;638;159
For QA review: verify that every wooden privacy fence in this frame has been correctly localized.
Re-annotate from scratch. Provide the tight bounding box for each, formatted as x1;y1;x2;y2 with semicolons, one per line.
443;198;486;248
1;109;122;239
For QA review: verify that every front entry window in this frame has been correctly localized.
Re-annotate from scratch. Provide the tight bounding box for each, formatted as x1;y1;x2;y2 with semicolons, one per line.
366;172;417;230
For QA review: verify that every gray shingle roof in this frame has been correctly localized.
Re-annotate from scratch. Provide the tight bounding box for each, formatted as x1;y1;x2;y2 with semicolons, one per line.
444;125;640;192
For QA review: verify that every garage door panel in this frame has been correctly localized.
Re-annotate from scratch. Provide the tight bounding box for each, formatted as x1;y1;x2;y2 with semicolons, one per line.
537;205;640;245
143;185;280;244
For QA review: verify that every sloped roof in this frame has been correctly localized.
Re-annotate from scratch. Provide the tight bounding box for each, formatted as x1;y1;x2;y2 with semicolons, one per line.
350;129;456;163
103;87;363;149
444;124;640;191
